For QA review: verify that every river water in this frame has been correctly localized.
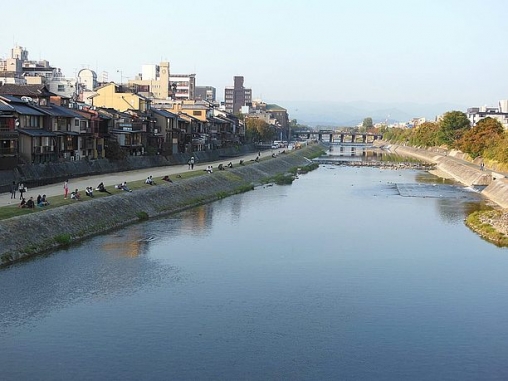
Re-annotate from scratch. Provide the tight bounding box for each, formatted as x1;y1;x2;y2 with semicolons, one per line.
1;162;508;381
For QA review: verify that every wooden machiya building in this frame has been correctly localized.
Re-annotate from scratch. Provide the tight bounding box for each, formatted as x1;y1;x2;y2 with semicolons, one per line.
0;84;104;167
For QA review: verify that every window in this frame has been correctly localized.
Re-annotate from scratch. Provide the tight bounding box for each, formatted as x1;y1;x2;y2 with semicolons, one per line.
193;111;201;116
58;85;65;92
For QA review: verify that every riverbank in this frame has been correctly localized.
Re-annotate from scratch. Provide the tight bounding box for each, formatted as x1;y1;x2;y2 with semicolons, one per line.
0;144;324;266
381;142;508;245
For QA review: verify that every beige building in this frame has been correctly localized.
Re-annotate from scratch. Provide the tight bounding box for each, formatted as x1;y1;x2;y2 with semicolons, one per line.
128;62;171;99
89;83;150;113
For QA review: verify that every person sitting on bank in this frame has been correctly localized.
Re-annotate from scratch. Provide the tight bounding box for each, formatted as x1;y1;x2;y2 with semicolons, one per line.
18;197;26;208
85;187;94;197
70;189;81;200
97;182;112;194
26;196;35;209
120;181;132;192
227;162;233;168
255;156;260;162
162;175;173;183
205;165;213;173
239;160;244;166
145;175;156;185
36;194;42;205
218;164;224;171
39;194;49;207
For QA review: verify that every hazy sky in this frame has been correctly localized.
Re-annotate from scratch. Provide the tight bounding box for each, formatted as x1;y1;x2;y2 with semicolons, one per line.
2;0;508;108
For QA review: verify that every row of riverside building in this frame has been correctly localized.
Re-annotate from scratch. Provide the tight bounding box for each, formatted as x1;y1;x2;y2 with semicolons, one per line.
0;45;290;170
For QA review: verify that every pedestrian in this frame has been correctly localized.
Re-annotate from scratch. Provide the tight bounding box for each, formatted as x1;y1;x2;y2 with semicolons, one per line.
64;179;69;199
190;156;195;169
10;181;16;199
18;182;25;200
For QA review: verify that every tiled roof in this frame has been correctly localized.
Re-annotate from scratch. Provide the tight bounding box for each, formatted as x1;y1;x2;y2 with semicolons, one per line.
0;84;55;97
0;100;14;112
18;129;58;137
10;104;44;116
152;108;178;118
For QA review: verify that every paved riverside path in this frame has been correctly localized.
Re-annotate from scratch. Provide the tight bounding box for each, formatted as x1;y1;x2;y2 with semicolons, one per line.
0;151;266;208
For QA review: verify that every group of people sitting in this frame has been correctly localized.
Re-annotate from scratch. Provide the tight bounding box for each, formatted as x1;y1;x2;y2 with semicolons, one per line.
85;187;94;197
217;162;234;171
205;165;213;173
115;181;132;192
145;175;156;185
36;194;49;207
70;189;81;200
19;196;35;209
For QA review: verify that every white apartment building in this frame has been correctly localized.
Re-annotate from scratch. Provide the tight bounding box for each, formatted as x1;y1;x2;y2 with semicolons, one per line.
467;100;508;129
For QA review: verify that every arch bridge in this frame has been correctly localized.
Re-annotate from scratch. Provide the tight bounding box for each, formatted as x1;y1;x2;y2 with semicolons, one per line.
294;130;383;144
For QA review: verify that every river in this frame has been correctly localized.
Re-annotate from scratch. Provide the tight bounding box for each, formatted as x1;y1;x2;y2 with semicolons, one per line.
1;162;507;380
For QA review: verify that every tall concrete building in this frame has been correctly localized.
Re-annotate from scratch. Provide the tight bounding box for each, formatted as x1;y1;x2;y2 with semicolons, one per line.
129;62;171;99
224;76;252;114
195;86;216;102
170;74;196;101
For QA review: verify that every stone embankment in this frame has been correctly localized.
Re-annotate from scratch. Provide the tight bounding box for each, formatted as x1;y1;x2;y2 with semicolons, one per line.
0;145;323;266
386;144;508;208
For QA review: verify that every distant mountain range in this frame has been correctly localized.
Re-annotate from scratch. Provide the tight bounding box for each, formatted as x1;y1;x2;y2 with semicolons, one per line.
268;100;468;127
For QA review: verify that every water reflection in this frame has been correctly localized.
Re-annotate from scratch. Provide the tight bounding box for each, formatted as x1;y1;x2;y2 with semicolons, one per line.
0;165;506;380
0;225;186;333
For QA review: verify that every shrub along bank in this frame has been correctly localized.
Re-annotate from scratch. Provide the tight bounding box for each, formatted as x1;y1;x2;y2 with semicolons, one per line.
0;144;324;266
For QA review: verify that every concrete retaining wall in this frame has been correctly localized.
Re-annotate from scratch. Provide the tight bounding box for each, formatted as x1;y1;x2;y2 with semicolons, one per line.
0;144;258;193
390;145;492;186
0;144;323;266
388;144;508;208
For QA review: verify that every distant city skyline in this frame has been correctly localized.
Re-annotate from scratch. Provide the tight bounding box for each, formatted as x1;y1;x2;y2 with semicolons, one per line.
2;0;508;114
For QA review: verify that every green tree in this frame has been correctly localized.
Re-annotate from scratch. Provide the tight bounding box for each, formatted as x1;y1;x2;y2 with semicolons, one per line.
456;117;504;158
105;139;127;160
409;121;440;147
483;132;508;164
245;118;274;143
362;117;373;130
437;111;471;146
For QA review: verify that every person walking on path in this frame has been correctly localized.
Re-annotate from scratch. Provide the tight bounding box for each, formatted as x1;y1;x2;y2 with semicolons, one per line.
10;181;16;199
190;156;195;170
18;182;25;200
63;179;69;199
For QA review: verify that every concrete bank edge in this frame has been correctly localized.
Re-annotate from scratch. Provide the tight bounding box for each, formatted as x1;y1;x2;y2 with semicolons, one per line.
0;145;324;266
386;144;508;208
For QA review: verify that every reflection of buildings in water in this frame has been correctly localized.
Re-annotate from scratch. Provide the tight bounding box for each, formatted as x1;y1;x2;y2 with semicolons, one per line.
180;204;214;235
101;227;145;257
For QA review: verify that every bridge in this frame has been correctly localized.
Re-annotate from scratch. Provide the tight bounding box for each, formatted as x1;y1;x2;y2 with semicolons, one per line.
294;130;383;144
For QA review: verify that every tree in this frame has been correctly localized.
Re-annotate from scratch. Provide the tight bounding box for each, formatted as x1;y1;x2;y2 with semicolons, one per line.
245;118;274;143
362;117;373;130
456;117;504;158
409;121;440;147
438;111;471;146
105;139;127;160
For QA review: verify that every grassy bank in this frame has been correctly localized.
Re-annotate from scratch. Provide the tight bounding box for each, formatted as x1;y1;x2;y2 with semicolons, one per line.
0;144;325;266
466;209;508;247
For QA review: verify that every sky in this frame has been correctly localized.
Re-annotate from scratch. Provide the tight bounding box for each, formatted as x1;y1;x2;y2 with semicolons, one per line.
2;0;508;113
